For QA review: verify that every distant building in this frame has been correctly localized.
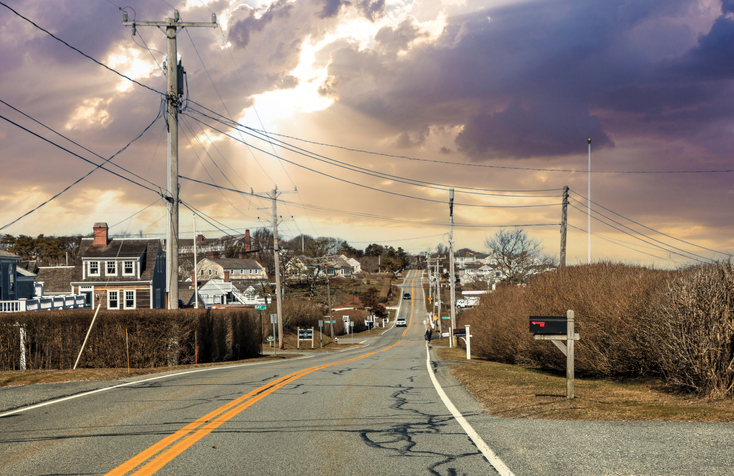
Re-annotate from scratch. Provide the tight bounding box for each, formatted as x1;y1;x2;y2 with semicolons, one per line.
196;257;267;283
69;223;167;310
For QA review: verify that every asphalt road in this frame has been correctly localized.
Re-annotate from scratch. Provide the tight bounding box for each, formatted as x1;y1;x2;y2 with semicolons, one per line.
1;270;733;475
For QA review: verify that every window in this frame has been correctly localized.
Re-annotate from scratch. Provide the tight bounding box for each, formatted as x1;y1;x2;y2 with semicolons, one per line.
8;266;14;292
108;290;119;310
124;290;135;309
106;261;117;276
123;261;134;276
89;261;100;276
208;270;212;276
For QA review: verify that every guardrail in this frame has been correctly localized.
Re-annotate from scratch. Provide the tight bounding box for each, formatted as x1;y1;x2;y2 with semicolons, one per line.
0;295;89;312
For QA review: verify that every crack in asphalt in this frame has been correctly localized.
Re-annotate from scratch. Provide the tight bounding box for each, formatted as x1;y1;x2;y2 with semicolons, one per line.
358;385;483;476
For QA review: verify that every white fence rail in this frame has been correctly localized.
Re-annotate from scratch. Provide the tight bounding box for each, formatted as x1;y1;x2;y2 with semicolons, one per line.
0;295;89;313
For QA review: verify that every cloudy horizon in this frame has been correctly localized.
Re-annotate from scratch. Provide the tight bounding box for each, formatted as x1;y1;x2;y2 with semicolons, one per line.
0;0;732;267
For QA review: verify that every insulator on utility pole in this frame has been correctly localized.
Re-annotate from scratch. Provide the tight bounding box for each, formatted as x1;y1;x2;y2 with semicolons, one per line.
122;11;217;310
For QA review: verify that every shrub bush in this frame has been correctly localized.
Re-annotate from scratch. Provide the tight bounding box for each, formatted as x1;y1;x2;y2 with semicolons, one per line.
642;262;734;397
0;308;260;370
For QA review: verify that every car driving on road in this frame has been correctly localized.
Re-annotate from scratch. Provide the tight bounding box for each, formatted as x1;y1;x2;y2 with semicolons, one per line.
396;317;407;327
403;293;411;300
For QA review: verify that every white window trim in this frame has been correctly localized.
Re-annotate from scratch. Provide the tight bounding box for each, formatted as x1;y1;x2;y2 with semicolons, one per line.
108;290;120;310
124;290;136;310
106;261;117;276
89;261;100;276
123;260;135;277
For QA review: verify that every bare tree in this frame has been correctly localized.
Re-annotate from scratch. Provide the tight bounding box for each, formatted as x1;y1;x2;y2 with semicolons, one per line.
485;227;553;284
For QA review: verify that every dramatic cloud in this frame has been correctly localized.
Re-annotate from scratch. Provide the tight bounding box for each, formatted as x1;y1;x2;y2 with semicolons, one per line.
0;0;732;266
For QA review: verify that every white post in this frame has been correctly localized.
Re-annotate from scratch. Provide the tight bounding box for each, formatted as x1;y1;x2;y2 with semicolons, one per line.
587;138;591;264
465;324;471;360
567;309;575;399
193;214;198;309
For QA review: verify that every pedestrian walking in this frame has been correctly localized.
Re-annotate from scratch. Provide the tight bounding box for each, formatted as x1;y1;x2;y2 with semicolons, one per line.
424;328;432;343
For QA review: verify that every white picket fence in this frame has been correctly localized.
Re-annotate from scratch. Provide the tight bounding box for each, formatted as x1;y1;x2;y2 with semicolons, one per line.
0;295;88;312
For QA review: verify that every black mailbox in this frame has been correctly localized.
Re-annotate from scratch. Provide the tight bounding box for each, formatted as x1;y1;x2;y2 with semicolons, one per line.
529;316;567;334
453;328;466;336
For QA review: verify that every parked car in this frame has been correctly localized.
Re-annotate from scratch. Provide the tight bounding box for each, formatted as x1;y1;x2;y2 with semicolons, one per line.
403;293;411;300
396;317;407;327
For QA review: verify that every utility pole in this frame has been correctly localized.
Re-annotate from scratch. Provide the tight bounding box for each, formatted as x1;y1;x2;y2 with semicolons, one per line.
193;213;199;308
123;10;216;309
434;256;445;334
449;189;457;347
560;186;569;268
256;187;294;349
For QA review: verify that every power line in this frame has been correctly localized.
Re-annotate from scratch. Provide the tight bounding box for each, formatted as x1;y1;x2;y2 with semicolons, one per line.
567;224;676;263
179;116;559;208
241;125;734;175
0;2;165;97
570;189;732;258
0;105;165;231
568;202;710;263
186;104;562;197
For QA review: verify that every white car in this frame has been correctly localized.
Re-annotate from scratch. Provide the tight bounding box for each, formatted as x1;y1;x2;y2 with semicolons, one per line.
396;317;407;327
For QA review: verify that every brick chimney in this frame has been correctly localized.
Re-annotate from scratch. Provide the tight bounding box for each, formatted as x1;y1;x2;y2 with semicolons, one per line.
245;229;251;252
93;223;109;247
224;270;230;283
196;234;205;243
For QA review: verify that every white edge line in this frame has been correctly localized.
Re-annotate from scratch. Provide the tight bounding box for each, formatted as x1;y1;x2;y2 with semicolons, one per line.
0;355;314;419
425;342;515;476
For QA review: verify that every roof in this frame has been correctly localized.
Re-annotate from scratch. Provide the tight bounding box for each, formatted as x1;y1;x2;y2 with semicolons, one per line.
0;250;21;260
16;267;36;278
36;267;76;293
75;239;162;283
79;238;157;259
205;258;263;270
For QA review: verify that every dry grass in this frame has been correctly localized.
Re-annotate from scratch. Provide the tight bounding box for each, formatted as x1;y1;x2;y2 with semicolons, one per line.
436;347;734;422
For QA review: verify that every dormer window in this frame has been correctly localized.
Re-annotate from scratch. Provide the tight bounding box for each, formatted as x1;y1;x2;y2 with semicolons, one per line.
123;261;135;276
106;261;117;276
89;261;100;276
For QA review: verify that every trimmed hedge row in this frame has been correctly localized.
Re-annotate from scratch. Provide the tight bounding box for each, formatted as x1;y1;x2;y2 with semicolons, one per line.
0;308;259;371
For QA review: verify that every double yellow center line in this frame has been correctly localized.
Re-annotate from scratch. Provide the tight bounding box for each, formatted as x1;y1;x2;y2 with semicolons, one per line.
107;340;403;475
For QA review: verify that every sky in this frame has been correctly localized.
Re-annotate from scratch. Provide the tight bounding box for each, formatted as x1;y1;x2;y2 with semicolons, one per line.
0;0;733;268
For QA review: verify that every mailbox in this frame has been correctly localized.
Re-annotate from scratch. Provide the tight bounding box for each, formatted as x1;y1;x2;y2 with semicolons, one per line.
529;316;567;334
453;328;466;336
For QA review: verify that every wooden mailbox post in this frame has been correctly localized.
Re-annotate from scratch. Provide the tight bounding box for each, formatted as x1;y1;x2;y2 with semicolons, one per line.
530;310;580;399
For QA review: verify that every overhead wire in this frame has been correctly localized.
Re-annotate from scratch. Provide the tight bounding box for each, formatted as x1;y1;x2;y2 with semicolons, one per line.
568;202;710;264
0;2;164;98
244;126;734;175
0;103;165;230
570;189;732;258
567;224;676;263
186;103;562;197
180;116;559;208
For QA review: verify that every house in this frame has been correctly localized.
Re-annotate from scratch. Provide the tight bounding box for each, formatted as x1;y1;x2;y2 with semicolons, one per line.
0;251;21;301
196;257;267;283
346;257;362;274
69;223;167;310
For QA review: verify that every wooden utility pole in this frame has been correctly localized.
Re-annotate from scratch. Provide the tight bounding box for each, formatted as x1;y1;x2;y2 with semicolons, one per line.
449;189;457;347
123;10;216;309
560;186;569;268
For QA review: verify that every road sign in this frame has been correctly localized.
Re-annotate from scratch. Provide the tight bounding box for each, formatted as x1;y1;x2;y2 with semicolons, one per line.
255;304;267;310
428;297;432;301
270;314;278;324
442;316;450;320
